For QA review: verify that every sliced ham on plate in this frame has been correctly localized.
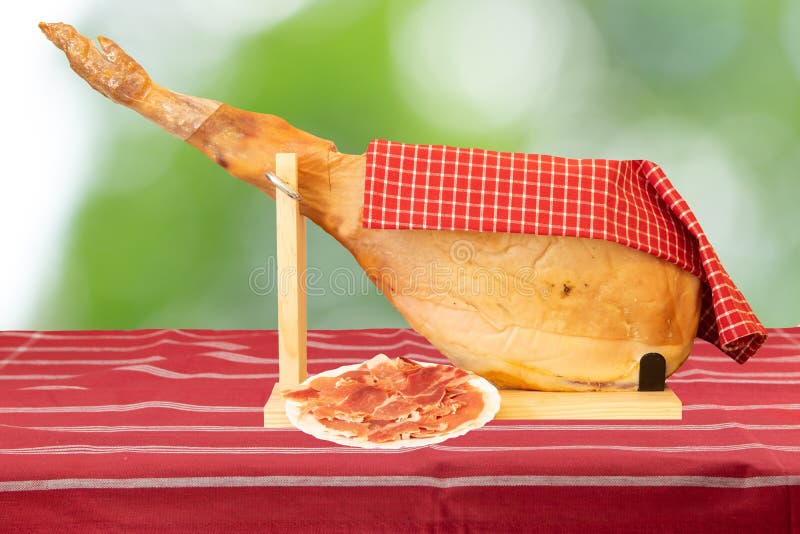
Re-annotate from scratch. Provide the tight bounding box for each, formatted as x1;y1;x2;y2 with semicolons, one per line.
283;354;501;449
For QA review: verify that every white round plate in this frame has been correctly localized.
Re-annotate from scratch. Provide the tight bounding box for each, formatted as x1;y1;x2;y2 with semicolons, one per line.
284;359;501;449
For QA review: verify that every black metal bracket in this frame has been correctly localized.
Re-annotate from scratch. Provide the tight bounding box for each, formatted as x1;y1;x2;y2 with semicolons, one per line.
638;352;667;392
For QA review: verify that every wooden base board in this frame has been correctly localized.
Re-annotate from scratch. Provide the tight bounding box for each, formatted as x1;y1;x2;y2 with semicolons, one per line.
496;387;681;420
263;384;292;428
264;384;682;427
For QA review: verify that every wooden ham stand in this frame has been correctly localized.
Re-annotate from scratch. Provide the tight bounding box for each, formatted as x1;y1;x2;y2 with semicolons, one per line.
263;154;681;427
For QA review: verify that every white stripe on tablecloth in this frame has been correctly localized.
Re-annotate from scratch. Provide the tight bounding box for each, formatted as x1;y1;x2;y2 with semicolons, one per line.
0;329;419;342
0;374;78;380
4;422;800;433
305;331;416;340
1;443;799;455
674;369;800;378
0;339;248;353
111;365;278;379
0;445;373;455
689;355;800;364
17;386;88;391
307;330;421;340
11;372;794;385
683;403;800;411
430;443;800;453
305;331;337;339
306;339;435;352
170;329;266;340
349;330;424;339
0;331;40;372
198;351;448;365
0;425;286;433
1;474;798;492
669;377;800;384
383;352;448;363
305;357;409;365
741;343;800;350
0;402;262;413
1;402;799;415
0;330;267;341
0;330;171;340
1;356;166;366
198;351;278;364
480;422;800;432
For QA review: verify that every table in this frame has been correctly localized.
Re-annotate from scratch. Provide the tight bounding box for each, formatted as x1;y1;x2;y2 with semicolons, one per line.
1;328;798;532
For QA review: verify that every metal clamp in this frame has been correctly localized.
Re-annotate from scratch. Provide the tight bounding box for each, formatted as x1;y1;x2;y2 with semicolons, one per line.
265;171;301;201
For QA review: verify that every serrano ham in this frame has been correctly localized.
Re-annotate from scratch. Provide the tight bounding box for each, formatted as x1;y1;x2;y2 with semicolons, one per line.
283;354;500;447
40;22;702;392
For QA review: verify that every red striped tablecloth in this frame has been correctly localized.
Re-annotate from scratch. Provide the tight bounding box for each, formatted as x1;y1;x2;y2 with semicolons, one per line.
1;328;798;533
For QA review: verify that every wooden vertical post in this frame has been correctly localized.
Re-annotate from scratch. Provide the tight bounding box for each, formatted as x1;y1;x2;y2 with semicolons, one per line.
275;153;307;388
265;153;308;427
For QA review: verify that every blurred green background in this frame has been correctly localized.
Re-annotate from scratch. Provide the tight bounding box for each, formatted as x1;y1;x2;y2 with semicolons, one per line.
28;0;800;329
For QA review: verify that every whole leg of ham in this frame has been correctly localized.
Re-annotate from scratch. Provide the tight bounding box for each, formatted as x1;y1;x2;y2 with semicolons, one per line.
40;23;701;391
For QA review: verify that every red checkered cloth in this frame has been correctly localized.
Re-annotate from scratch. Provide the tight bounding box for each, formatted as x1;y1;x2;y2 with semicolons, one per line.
363;139;767;363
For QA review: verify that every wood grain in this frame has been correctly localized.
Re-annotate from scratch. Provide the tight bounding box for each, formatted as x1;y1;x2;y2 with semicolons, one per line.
263;384;292;428
264;384;682;428
496;387;682;420
276;153;307;388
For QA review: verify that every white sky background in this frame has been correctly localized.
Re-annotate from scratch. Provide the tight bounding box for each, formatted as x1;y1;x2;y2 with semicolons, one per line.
0;1;309;330
0;1;93;330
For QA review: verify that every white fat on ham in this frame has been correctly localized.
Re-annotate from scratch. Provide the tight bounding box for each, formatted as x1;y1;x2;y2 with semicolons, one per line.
365;353;393;371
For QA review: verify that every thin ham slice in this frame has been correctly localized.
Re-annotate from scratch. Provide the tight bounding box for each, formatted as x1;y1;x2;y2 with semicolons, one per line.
367;419;428;443
400;365;450;396
286;354;487;443
371;396;418;420
307;376;340;392
338;385;389;415
441;390;485;431
318;418;368;437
